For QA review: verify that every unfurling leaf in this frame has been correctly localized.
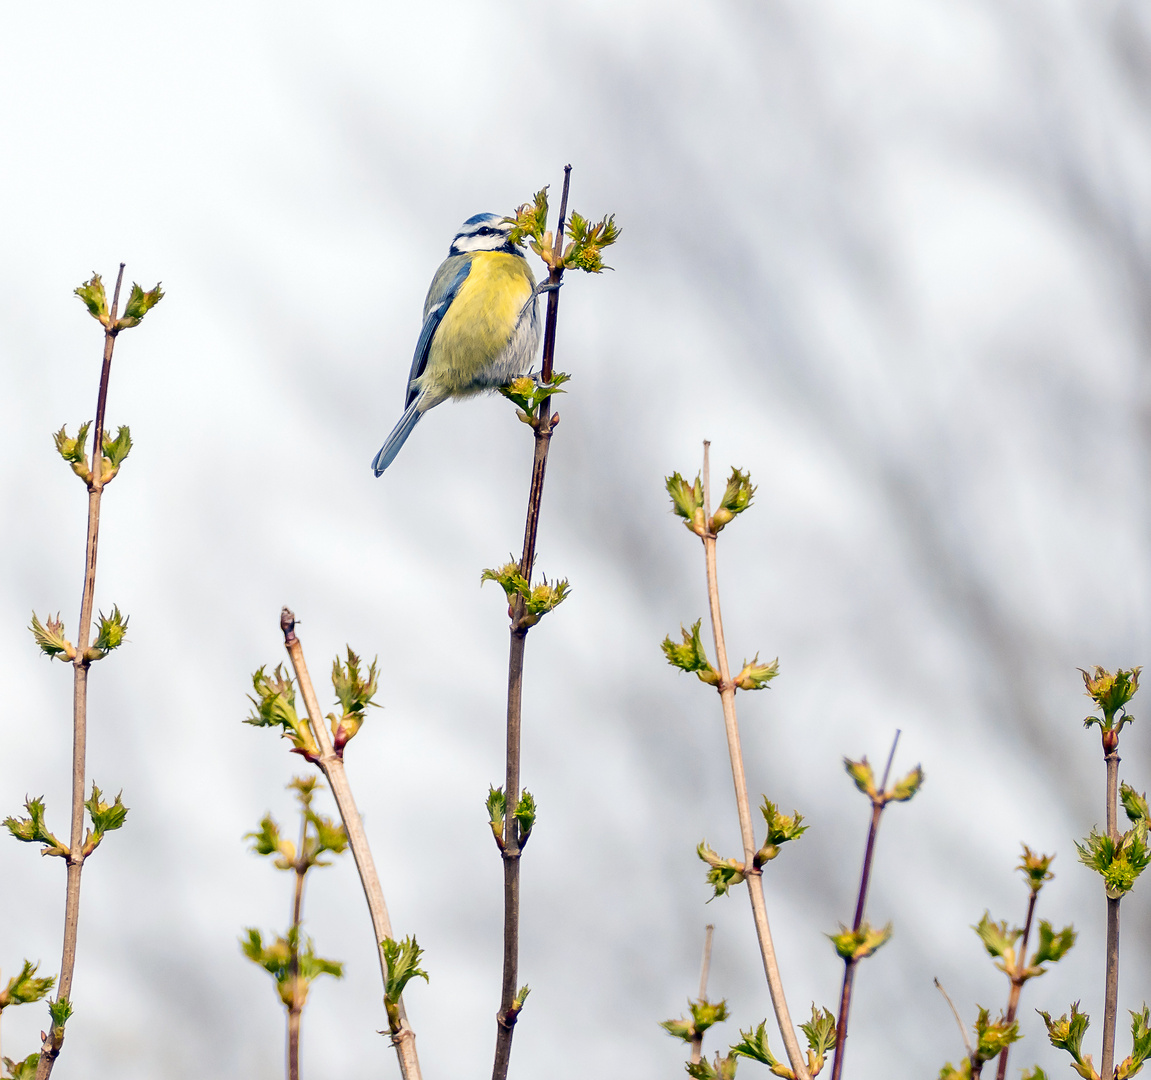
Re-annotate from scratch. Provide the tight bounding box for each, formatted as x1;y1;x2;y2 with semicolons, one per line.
29;613;76;661
3;1052;41;1079
1018;845;1055;893
0;961;55;1010
662;620;720;686
4;796;67;857
562;210;620;273
330;648;380;748
514;790;537;844
731;1021;788;1074
710;468;755;531
486;786;507;848
1077;827;1151;899
481;561;570;628
1039;1003;1098;1080
87;605;128;660
1121;784;1150;825
246;665;319;760
887;764;924;802
697;842;746;899
498;371;569;423
114;281;164;329
1080;666;1140;731
504;188;549;250
756;799;807;865
246;813;293;868
1032;920;1076;967
660;997;729;1043
381;936;428;1029
734;655;780;691
973;912;1021;966
82;784;128;855
53;422;92;482
74;274;108;324
844;757;876;799
1115;1003;1151;1080
800;1004;838;1074
686;1052;740;1080
974;1006;1020;1061
828;922;892;962
666;472;708;536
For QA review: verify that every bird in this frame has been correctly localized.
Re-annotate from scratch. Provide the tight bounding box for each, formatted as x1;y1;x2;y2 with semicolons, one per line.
371;212;543;475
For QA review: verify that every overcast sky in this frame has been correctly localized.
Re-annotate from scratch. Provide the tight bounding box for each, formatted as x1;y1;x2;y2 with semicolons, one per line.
2;3;1151;1079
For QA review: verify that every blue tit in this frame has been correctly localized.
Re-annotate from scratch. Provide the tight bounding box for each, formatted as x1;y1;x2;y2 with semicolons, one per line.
371;212;543;475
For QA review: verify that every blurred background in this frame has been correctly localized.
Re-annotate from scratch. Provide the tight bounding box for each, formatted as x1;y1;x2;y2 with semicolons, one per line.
1;2;1150;1077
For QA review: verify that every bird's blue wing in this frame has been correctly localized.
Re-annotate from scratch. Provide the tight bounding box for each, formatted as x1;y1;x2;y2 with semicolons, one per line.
404;259;472;407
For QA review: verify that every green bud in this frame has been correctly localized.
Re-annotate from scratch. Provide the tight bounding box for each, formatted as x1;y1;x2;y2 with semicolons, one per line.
974;1006;1020;1061
844;757;876;799
1038;1003;1098;1080
512;984;531;1011
800;1004;838;1074
0;961;55;1010
47;996;72;1029
1018;845;1055;893
329;648;379;750
755;799;807;865
514;790;537;844
734;654;780;691
246;813;294;867
1020;1069;1049;1080
504;188;549;249
1077;827;1151;899
1121;784;1150;825
381;935;428;1028
1080;666;1140;731
887;764;924;802
242;927;342;1009
114;281;164;329
1116;1004;1151;1080
666;472;708;536
497;371;569;423
53;422;92;482
74;274;108;324
3;1052;41;1080
562;210;620;273
4;796;67;858
686;1052;739;1080
82;784;128;856
481;561;569;628
828;921;892;961
29;613;76;661
660;998;729;1043
731;1021;784;1070
937;1062;972;1080
245;665;320;760
662;620;720;686
1032;920;1076;967
973;912;1021;967
305;811;347;864
710;468;755;532
697;841;746;899
94;425;132;484
486;786;507;848
87;605;128;660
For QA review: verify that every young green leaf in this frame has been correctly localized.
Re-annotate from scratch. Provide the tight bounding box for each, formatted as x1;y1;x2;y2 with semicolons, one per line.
800;1004;838;1073
1121;784;1150;825
4;796;67;857
666;472;707;536
82;784;128;855
504;187;549;249
731;1020;782;1068
1077;827;1151;899
1038;1003;1099;1080
329;647;380;748
1080;666;1140;731
497;371;570;423
755;799;807;865
246;814;293;867
697;842;746;899
29;613;75;661
1020;1069;1049;1080
828;921;892;962
937;1061;971;1080
486;786;507;848
562;210;620;273
47;996;72;1029
382;935;429;1004
1115;1004;1151;1080
660;998;730;1043
88;606;128;659
973;912;1021;967
74;274;108;324
887;764;924;802
3;1052;41;1080
733;655;780;691
662;620;720;686
114;281;164;329
514;790;537;843
246;665;319;759
52;422;92;482
1018;845;1055;894
973;1006;1020;1061
686;1052;739;1080
844;757;877;799
710;468;755;531
1031;920;1076;966
0;961;55;1010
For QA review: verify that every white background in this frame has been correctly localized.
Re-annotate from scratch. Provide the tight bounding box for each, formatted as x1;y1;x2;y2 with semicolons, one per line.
1;2;1150;1078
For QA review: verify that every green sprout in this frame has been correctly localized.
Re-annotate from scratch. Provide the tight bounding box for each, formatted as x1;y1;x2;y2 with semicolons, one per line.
0;961;55;1011
245;665;319;760
662;620;720;686
498;371;570;426
562;210;621;273
667;472;708;537
115;282;164;329
88;606;129;660
687;1052;740;1080
74;275;108;324
732;1020;786;1073
1081;666;1140;733
29;613;76;661
697;842;746;899
486;786;507;848
53;422;92;483
329;648;380;751
1116;1004;1151;1080
3;1052;41;1079
481;561;570;629
381;936;429;1031
710;468;755;531
1018;845;1055;894
82;784;128;856
514;790;537;845
1039;1003;1098;1080
504;188;550;250
828;922;892;962
734;655;780;691
661;997;730;1043
799;1005;838;1076
4;796;67;858
241;927;342;1010
1077;826;1151;899
96;425;132;484
755;799;807;866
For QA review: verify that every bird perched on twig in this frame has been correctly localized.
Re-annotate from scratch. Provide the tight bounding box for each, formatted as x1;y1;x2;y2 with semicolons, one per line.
371;212;543;475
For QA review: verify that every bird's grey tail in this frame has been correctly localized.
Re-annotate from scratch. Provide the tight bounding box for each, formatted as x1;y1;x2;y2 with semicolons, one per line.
371;399;423;476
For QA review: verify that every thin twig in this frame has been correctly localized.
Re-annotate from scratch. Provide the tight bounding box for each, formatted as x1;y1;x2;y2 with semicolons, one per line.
690;925;716;1065
1101;739;1122;1080
995;887;1038;1080
935;979;974;1059
699;441;811;1080
287;807;308;1080
491;165;572;1080
830;730;900;1080
37;265;126;1080
280;609;421;1080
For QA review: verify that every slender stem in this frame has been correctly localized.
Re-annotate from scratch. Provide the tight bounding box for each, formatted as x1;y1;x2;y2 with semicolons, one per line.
935;978;974;1059
286;811;308;1080
689;925;716;1065
995;889;1038;1080
37;266;126;1080
491;166;572;1080
699;443;810;1080
287;1007;301;1080
830;731;900;1080
280;610;421;1080
1101;741;1121;1080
